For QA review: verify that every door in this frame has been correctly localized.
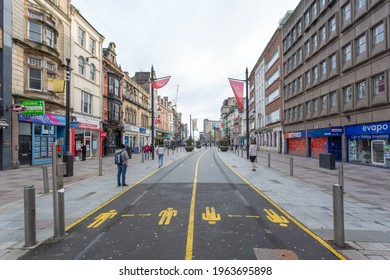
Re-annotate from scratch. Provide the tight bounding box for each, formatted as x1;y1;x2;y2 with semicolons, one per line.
19;135;32;165
329;137;342;161
85;137;91;158
371;140;385;165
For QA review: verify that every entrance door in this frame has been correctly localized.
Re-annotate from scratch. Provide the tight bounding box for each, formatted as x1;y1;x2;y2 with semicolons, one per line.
19;135;32;165
85;137;91;158
329;137;342;161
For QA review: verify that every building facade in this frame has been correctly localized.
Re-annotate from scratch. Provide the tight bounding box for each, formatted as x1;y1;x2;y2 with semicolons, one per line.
282;0;390;166
70;5;104;160
12;0;71;167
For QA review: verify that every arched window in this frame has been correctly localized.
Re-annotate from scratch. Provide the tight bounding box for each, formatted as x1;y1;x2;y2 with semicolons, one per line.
78;56;85;75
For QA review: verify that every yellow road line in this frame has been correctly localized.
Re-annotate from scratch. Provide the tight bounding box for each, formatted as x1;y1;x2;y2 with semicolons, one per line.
217;153;347;260
185;150;208;260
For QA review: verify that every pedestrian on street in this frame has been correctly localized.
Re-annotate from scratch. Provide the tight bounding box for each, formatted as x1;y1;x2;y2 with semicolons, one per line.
143;143;150;159
115;144;129;186
157;144;165;168
249;140;257;171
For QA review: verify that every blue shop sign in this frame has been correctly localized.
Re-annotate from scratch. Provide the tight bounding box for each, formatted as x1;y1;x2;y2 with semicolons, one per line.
308;127;343;137
139;127;146;133
285;131;306;139
345;121;390;135
19;113;66;126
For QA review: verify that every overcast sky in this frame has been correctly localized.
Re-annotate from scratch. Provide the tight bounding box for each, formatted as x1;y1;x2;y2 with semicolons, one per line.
71;0;301;133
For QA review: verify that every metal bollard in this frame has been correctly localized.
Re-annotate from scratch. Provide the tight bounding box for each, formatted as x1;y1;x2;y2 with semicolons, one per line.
142;151;144;163
57;188;65;238
268;153;271;168
333;184;345;247
290;157;294;176
167;148;169;156
24;185;37;247
42;165;50;194
99;157;103;176
338;163;344;189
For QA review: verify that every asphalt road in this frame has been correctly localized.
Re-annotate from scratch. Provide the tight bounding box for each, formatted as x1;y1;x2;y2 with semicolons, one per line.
19;149;343;260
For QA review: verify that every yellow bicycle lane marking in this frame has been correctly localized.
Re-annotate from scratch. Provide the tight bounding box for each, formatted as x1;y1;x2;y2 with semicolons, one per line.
217;152;347;260
185;149;208;260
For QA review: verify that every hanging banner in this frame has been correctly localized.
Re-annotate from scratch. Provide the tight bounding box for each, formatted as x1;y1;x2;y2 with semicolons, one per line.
151;76;171;89
192;118;198;131
228;78;244;111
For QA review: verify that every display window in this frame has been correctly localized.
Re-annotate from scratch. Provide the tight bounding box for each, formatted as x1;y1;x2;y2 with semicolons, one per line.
348;138;390;166
288;138;306;156
310;137;327;158
33;123;56;162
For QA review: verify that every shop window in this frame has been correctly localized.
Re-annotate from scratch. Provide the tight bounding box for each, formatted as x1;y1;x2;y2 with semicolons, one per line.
371;140;385;165
357;81;367;99
373;73;385;95
372;23;384;46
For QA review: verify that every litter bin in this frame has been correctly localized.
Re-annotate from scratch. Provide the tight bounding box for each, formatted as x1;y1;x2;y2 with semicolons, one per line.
319;153;335;170
81;145;87;161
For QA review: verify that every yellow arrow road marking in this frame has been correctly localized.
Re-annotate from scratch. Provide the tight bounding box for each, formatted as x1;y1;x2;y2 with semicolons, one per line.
264;208;289;227
121;214;135;217
246;215;261;219
87;210;117;229
202;207;221;224
227;215;242;218
158;208;177;225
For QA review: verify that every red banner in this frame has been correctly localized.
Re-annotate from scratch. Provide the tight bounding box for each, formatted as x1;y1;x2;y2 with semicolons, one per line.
151;76;171;89
228;78;244;111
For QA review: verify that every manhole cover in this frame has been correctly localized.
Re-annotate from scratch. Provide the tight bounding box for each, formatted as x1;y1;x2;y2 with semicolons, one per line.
253;248;299;260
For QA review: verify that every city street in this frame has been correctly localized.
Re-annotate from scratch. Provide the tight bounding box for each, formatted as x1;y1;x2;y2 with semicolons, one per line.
19;148;341;260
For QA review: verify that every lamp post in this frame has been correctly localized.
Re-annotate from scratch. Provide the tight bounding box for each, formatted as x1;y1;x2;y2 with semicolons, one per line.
245;67;249;159
151;66;155;160
63;58;73;177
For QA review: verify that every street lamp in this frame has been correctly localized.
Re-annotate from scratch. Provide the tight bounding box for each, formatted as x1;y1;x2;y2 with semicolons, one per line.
63;58;73;177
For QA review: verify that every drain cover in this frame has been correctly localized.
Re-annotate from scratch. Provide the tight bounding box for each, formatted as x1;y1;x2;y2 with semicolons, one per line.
253;248;299;260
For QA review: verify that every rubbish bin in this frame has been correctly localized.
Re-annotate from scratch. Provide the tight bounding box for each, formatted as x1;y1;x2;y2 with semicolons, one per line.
81;145;87;161
319;153;335;170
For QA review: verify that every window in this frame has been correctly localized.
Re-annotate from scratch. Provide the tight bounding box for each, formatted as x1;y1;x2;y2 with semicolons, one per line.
299;104;303;118
321;60;327;76
373;23;384;45
343;44;352;62
320;25;327;43
357;81;367;99
342;2;351;22
306;101;311;115
313;99;318;112
266;88;280;104
312;34;318;49
298;76;303;89
356;0;365;10
109;75;120;96
373;73;385;95
330;54;337;70
321;95;327;111
320;0;326;8
305;11;310;26
266;109;280;124
78;27;85;46
29;68;42;90
343;86;352;103
356;34;366;54
28;57;42;90
108;102;120;122
329;16;336;33
81;91;92;114
297;21;302;35
46;27;55;47
78;56;85;75
305;70;311;86
305;40;310;56
89;38;96;55
298;48;302;63
330;91;337;107
29;20;42;42
266;49;279;71
313;66;318;81
312;2;317;18
266;69;279;87
90;64;96;81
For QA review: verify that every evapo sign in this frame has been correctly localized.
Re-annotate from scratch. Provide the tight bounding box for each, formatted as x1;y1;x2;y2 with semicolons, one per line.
345;121;390;135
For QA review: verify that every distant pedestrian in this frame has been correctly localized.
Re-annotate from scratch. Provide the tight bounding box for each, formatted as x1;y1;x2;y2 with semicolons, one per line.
157;144;165;168
115;144;129;186
249;140;257;171
143;143;150;159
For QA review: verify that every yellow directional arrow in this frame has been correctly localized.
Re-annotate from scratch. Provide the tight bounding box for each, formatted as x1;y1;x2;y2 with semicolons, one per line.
227;214;242;218
264;208;289;227
88;209;117;229
158;208;177;225
246;215;261;219
202;207;221;224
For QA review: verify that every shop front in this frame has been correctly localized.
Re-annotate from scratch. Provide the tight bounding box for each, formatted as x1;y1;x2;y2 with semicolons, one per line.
70;118;101;160
286;131;306;156
307;127;343;160
123;124;139;153
18;113;66;166
345;121;390;167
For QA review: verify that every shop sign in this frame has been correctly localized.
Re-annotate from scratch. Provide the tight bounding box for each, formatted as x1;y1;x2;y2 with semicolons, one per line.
20;100;45;115
18;113;65;126
285;131;306;139
139;128;146;134
345;121;390;135
308;127;343;137
100;131;107;138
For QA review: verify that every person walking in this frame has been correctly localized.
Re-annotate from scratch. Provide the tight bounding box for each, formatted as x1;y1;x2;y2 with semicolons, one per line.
157;144;165;168
115;144;129;186
143;143;150;160
249;140;257;171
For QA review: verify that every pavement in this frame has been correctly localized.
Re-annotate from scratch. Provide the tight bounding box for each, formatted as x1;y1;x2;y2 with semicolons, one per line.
0;147;389;260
